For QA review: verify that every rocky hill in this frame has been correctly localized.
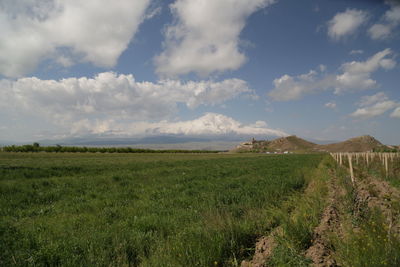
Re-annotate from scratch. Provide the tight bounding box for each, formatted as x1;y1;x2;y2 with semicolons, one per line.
232;135;389;153
232;135;316;153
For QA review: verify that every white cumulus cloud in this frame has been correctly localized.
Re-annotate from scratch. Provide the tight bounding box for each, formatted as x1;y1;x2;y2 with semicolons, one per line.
368;3;400;40
0;0;152;77
357;92;388;107
368;23;392;40
328;9;368;40
351;101;397;118
268;70;326;101
268;49;396;101
391;107;400;118
335;48;396;94
349;49;364;55
325;102;336;109
155;0;275;77
351;92;399;118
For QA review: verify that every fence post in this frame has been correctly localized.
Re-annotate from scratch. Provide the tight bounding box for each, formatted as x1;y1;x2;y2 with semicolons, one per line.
385;153;388;177
348;153;355;185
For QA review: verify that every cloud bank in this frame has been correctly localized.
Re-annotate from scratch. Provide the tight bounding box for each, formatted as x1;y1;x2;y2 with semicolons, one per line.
0;72;286;139
70;113;288;138
0;72;255;121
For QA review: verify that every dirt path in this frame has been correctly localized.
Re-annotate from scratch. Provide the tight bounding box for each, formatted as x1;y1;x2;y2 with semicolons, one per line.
241;173;327;267
305;172;343;267
241;165;336;267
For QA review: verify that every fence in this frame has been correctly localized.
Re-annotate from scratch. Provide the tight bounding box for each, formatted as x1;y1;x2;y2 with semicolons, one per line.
330;152;400;184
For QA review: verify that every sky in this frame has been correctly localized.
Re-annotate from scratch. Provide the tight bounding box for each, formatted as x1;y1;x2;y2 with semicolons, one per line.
0;0;400;144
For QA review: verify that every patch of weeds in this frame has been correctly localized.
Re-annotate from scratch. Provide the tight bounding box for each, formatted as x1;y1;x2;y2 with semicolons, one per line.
334;209;400;267
267;236;312;267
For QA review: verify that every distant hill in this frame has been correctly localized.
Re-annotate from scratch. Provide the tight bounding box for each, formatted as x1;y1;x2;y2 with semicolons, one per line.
316;135;386;153
267;135;316;151
232;135;390;153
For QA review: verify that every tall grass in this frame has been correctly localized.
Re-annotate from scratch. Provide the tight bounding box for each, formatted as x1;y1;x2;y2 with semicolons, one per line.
0;153;324;266
266;156;331;266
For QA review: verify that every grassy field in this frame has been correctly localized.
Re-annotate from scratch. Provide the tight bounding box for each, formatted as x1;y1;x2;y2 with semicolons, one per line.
0;152;325;266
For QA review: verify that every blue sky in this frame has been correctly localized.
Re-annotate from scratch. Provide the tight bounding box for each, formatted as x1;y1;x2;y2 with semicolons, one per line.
0;0;399;144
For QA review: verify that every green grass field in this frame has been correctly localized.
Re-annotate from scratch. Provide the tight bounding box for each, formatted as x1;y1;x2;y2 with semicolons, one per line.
0;152;324;266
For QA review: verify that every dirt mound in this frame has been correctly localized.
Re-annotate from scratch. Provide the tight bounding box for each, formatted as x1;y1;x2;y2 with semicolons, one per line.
241;228;281;267
318;135;385;153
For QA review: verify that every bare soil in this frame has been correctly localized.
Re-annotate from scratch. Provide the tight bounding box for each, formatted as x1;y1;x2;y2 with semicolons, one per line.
240;228;280;267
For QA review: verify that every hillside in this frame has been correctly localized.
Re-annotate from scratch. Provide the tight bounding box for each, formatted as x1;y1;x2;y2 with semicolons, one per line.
267;135;316;151
232;135;389;153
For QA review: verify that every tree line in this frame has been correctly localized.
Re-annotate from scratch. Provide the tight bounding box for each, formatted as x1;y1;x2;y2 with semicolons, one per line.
1;143;221;153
